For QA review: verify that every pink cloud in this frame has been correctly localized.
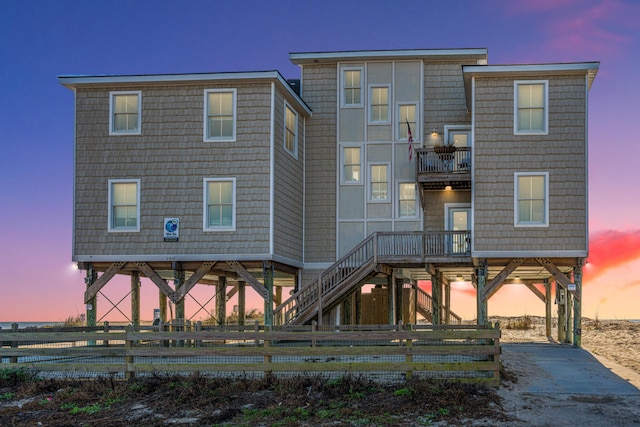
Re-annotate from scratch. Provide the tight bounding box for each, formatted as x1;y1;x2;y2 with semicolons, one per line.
585;230;640;281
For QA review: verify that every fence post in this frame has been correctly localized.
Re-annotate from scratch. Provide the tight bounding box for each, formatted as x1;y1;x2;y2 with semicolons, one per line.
195;321;202;347
405;323;413;380
311;321;317;347
103;321;109;347
125;325;135;381
10;323;18;363
492;322;501;384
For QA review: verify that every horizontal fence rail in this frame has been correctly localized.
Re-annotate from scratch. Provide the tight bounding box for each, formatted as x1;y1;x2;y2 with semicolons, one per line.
1;322;501;387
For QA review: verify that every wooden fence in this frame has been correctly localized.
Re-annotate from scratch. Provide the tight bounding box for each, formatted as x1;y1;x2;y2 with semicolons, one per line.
1;322;501;387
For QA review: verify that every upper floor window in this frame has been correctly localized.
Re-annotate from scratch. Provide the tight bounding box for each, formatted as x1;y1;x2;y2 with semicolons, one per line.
369;86;389;124
204;178;236;231
342;68;363;107
514;81;548;135
369;163;389;202
397;104;417;141
108;179;140;232
204;89;236;142
514;172;548;227
110;91;141;135
284;102;298;157
342;146;361;184
398;182;417;218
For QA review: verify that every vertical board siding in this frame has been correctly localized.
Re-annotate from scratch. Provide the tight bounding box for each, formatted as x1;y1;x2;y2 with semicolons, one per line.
473;75;587;251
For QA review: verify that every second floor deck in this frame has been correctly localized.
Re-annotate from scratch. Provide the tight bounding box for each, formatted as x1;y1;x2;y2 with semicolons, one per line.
416;146;471;190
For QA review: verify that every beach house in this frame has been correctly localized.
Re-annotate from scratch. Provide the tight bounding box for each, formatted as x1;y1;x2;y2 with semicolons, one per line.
59;48;598;346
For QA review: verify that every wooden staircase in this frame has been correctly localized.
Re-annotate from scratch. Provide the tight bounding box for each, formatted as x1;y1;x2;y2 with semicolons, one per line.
415;286;462;325
275;231;468;325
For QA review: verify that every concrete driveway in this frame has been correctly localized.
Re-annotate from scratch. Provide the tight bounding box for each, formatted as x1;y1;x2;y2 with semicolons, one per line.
488;343;640;427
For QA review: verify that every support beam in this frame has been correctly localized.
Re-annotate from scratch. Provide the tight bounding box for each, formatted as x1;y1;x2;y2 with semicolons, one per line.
174;265;185;321
263;263;274;326
476;262;488;326
387;275;394;325
523;283;546;303
395;277;404;324
216;277;226;326
536;258;579;302
573;262;584;347
159;291;167;325
482;258;526;300
131;271;140;327
444;280;451;325
431;271;442;325
173;261;216;302
84;261;126;303
135;262;178;302
226;261;268;299
545;279;552;338
238;281;246;326
557;282;566;343
85;266;98;327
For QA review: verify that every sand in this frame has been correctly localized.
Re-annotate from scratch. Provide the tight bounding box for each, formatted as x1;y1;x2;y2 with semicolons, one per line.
494;316;640;388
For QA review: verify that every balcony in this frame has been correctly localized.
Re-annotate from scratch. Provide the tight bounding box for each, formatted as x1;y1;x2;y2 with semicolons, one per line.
416;146;471;190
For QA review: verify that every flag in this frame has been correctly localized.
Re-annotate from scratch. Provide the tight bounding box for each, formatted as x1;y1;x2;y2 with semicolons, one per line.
406;120;414;161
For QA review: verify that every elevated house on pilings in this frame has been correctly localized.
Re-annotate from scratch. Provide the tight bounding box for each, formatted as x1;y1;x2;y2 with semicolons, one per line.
59;48;598;347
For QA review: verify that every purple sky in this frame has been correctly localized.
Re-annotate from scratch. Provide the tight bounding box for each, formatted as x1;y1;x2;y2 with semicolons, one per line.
1;0;639;321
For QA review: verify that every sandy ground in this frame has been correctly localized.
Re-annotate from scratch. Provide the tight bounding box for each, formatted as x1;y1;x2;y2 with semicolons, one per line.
471;316;640;427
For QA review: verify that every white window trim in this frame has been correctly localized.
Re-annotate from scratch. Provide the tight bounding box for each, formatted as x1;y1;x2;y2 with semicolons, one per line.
109;91;142;136
368;162;391;203
203;177;236;232
368;84;391;124
397;181;418;219
341;67;364;108
396;103;420;142
443;125;471;146
203;88;237;142
340;145;363;185
284;101;298;158
107;179;141;232
513;80;548;135
514;172;549;227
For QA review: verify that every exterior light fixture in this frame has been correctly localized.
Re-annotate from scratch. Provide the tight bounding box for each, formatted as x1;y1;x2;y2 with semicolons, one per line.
444;185;452;191
431;128;438;136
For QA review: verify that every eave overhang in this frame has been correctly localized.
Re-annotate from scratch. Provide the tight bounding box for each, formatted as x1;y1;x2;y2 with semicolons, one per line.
58;70;312;116
462;62;600;111
290;48;488;65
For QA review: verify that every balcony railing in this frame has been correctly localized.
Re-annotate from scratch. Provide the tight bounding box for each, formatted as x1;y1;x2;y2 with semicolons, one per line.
416;146;471;175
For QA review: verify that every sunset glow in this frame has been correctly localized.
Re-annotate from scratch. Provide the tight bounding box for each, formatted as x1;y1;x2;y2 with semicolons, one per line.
1;0;639;322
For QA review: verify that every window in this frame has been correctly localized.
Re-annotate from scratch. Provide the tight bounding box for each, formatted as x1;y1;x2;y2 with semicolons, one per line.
369;164;389;201
397;104;417;140
204;89;236;142
514;172;548;227
284;102;298;157
108;179;140;232
514;81;548;134
204;178;236;231
369;86;389;123
342;147;361;184
109;91;141;135
398;182;417;218
342;68;363;107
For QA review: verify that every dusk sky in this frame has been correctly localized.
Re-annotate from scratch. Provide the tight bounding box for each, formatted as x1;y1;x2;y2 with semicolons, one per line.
1;0;639;322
